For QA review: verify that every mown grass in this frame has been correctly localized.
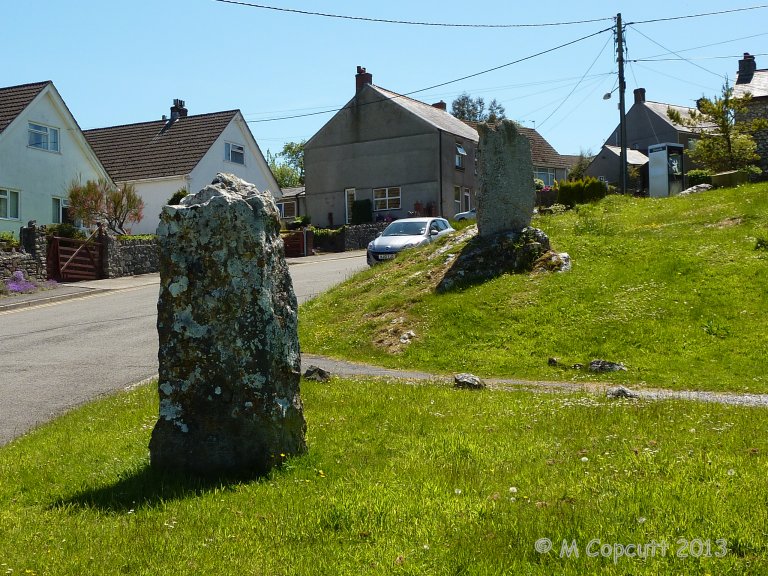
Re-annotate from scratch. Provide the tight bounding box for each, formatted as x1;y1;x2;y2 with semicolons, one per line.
299;184;768;393
0;379;766;575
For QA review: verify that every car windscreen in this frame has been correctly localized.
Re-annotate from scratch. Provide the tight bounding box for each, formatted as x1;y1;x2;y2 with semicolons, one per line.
382;222;427;236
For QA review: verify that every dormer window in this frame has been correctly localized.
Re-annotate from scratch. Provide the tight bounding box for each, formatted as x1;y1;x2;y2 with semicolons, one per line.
225;142;245;164
28;122;59;152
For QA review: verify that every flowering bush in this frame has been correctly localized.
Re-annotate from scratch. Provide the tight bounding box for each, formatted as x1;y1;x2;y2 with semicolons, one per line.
2;270;57;295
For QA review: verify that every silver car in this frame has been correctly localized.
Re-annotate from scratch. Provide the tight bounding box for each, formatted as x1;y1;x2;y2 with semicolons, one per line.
367;217;454;265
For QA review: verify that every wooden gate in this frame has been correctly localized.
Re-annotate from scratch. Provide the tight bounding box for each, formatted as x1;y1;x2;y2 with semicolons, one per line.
47;231;104;281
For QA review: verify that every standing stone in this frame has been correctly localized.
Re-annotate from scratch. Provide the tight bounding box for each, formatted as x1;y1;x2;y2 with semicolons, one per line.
476;121;535;237
150;173;306;476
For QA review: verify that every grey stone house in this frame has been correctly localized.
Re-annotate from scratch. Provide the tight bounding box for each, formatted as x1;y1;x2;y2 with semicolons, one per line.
734;52;768;174
304;67;479;227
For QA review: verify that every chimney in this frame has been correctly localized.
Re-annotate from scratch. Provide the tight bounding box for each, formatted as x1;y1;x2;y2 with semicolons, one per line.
738;52;757;81
355;66;373;93
432;100;447;111
634;88;646;105
170;98;188;121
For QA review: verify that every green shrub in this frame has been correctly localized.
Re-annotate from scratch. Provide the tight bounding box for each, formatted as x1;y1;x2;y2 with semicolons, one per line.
45;223;86;240
557;177;606;207
167;188;188;205
0;231;19;250
310;226;345;252
687;169;713;186
533;178;545;191
351;199;373;225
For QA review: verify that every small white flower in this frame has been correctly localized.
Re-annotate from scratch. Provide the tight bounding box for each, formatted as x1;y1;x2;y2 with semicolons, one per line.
637;517;646;524
581;456;589;462
509;486;518;493
454;488;462;495
727;469;736;476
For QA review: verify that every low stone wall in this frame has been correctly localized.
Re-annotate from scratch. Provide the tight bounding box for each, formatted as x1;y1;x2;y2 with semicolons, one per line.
344;222;389;251
0;251;46;283
103;235;160;278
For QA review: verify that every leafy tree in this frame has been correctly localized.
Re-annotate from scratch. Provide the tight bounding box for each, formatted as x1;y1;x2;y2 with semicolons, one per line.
267;140;306;188
451;92;506;123
67;178;144;235
167;187;188;205
667;83;768;173
568;149;593;181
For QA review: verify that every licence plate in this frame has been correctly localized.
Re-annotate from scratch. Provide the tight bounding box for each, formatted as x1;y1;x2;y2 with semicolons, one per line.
378;254;396;260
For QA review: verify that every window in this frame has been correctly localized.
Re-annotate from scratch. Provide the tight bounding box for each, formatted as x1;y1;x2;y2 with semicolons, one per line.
373;187;401;211
455;143;467;170
225;142;245;164
0;189;20;220
276;201;297;219
463;187;472;211
52;197;70;224
534;168;555;187
28;122;59;152
345;188;356;224
454;186;462;212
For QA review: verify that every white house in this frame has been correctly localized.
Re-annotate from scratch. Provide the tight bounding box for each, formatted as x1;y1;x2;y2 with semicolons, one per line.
0;81;112;237
84;100;281;234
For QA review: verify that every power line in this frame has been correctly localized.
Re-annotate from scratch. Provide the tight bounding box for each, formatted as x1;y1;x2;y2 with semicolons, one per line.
212;0;614;28
627;4;768;25
637;31;768;60
628;25;726;80
632;53;768;63
246;26;614;124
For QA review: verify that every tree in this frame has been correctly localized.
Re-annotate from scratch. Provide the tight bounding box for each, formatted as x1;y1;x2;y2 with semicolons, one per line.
67;178;144;235
667;82;768;174
568;149;593;181
267;140;305;188
451;92;506;123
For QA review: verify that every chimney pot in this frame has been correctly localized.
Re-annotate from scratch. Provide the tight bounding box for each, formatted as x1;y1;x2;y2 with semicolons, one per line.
355;66;373;93
170;98;188;121
432;100;447;111
633;88;646;105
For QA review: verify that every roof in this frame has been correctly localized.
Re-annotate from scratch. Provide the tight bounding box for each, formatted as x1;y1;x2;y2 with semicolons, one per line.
603;145;649;166
280;186;305;198
369;85;479;141
0;81;51;134
463;120;569;168
644;100;701;132
734;69;768;99
84;110;238;181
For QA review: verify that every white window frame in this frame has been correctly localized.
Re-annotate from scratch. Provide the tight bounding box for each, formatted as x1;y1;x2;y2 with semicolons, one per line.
463;187;472;211
52;196;69;224
276;201;297;219
345;188;356;224
0;188;20;220
225;142;245;165
534;168;556;187
28;122;60;152
373;187;401;211
455;143;467;170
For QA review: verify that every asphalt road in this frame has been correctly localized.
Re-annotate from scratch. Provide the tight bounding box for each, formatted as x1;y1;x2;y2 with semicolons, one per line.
0;252;367;446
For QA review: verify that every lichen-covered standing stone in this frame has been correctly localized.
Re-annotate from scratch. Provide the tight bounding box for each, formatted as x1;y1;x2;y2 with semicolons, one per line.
149;173;306;476
476;121;535;237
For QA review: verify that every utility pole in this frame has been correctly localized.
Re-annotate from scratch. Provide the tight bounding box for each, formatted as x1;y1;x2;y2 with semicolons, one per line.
616;13;628;195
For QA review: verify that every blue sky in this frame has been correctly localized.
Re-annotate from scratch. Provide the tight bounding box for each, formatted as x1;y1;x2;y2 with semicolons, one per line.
5;1;767;158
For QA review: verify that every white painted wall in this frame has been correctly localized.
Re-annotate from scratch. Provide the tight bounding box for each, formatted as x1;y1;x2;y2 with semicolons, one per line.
0;85;110;237
129;113;281;234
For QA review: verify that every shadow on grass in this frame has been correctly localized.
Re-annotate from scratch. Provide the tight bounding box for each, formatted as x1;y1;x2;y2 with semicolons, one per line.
50;463;269;513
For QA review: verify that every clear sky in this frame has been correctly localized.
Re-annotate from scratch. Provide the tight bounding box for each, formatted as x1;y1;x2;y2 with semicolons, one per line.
5;1;767;159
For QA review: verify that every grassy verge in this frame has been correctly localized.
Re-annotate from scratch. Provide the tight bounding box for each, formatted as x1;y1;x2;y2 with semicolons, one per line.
0;379;766;575
299;184;768;393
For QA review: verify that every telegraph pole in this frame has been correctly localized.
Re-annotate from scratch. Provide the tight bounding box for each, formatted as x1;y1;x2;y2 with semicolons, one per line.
616;13;628;195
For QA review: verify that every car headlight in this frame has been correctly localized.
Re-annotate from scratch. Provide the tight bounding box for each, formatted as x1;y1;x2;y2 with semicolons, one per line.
367;241;374;250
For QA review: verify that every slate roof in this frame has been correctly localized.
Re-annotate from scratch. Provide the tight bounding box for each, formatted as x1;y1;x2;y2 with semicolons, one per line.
603;145;649;166
734;68;768;99
0;81;51;134
83;110;238;182
462;120;568;168
643;100;701;131
369;85;480;141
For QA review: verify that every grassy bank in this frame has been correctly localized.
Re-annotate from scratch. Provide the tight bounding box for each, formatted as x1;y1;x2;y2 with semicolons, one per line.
299;184;768;393
0;379;766;575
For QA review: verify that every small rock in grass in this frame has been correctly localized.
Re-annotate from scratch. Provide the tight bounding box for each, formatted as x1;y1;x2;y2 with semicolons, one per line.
454;373;485;390
589;359;627;372
606;386;640;400
304;365;331;382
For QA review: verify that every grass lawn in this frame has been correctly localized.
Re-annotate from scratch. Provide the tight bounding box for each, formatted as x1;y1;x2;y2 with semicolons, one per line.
299;184;768;394
0;378;766;575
